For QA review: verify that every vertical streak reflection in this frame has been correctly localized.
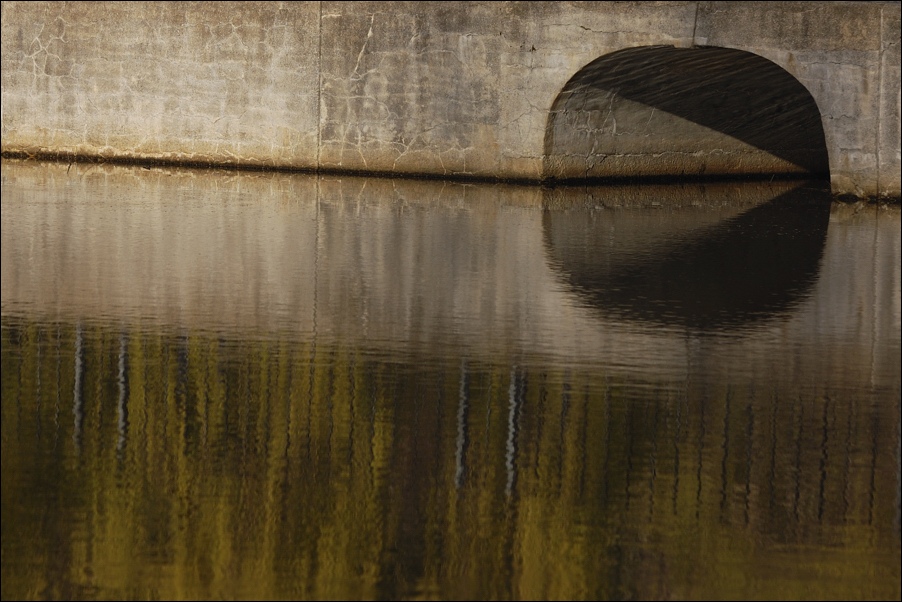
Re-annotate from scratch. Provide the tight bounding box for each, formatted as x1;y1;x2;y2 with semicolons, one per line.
117;331;130;455
54;324;61;445
818;395;830;522
505;366;523;497
869;414;879;525
720;386;732;516
35;329;42;441
455;358;469;489
894;390;901;536
744;401;754;525
73;322;84;450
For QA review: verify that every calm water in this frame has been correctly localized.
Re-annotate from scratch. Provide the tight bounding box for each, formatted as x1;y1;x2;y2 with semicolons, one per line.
1;159;900;600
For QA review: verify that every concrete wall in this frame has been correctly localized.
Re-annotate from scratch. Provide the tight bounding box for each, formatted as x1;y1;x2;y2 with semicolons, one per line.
1;1;899;199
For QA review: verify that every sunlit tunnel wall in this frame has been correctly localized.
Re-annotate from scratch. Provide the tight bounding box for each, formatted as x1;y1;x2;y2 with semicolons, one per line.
543;46;831;183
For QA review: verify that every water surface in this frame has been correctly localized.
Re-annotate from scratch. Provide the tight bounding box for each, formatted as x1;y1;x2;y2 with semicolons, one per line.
2;159;900;600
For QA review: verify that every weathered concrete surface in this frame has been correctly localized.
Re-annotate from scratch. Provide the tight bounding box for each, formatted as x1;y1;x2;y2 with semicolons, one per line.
0;2;322;168
694;1;902;199
1;1;899;199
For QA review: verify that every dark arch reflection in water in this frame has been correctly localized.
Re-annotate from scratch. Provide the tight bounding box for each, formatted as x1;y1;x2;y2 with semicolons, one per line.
542;181;833;331
1;161;899;601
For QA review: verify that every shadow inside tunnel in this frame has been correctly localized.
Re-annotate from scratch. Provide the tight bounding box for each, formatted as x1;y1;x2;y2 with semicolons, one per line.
544;45;831;180
542;180;833;332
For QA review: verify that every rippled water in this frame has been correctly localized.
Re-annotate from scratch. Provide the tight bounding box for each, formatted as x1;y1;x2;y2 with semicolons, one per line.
2;159;900;600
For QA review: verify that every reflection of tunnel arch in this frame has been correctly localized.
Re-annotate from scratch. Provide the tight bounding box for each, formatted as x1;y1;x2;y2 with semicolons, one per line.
543;46;831;183
542;182;832;331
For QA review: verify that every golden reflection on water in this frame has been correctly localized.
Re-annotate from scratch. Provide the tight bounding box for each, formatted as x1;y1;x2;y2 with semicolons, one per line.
1;160;900;600
2;322;899;600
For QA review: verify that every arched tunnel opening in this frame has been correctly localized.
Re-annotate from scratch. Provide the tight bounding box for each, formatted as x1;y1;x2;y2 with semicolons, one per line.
543;45;831;183
540;46;833;331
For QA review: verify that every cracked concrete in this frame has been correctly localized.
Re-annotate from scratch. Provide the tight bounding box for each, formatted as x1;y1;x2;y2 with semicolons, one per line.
1;1;899;198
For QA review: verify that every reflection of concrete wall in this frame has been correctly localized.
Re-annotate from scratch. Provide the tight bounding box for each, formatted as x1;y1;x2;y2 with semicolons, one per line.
1;2;899;199
2;160;899;393
1;161;322;334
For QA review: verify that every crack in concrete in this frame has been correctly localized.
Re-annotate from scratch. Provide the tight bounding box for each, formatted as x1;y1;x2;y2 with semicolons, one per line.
352;14;375;78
